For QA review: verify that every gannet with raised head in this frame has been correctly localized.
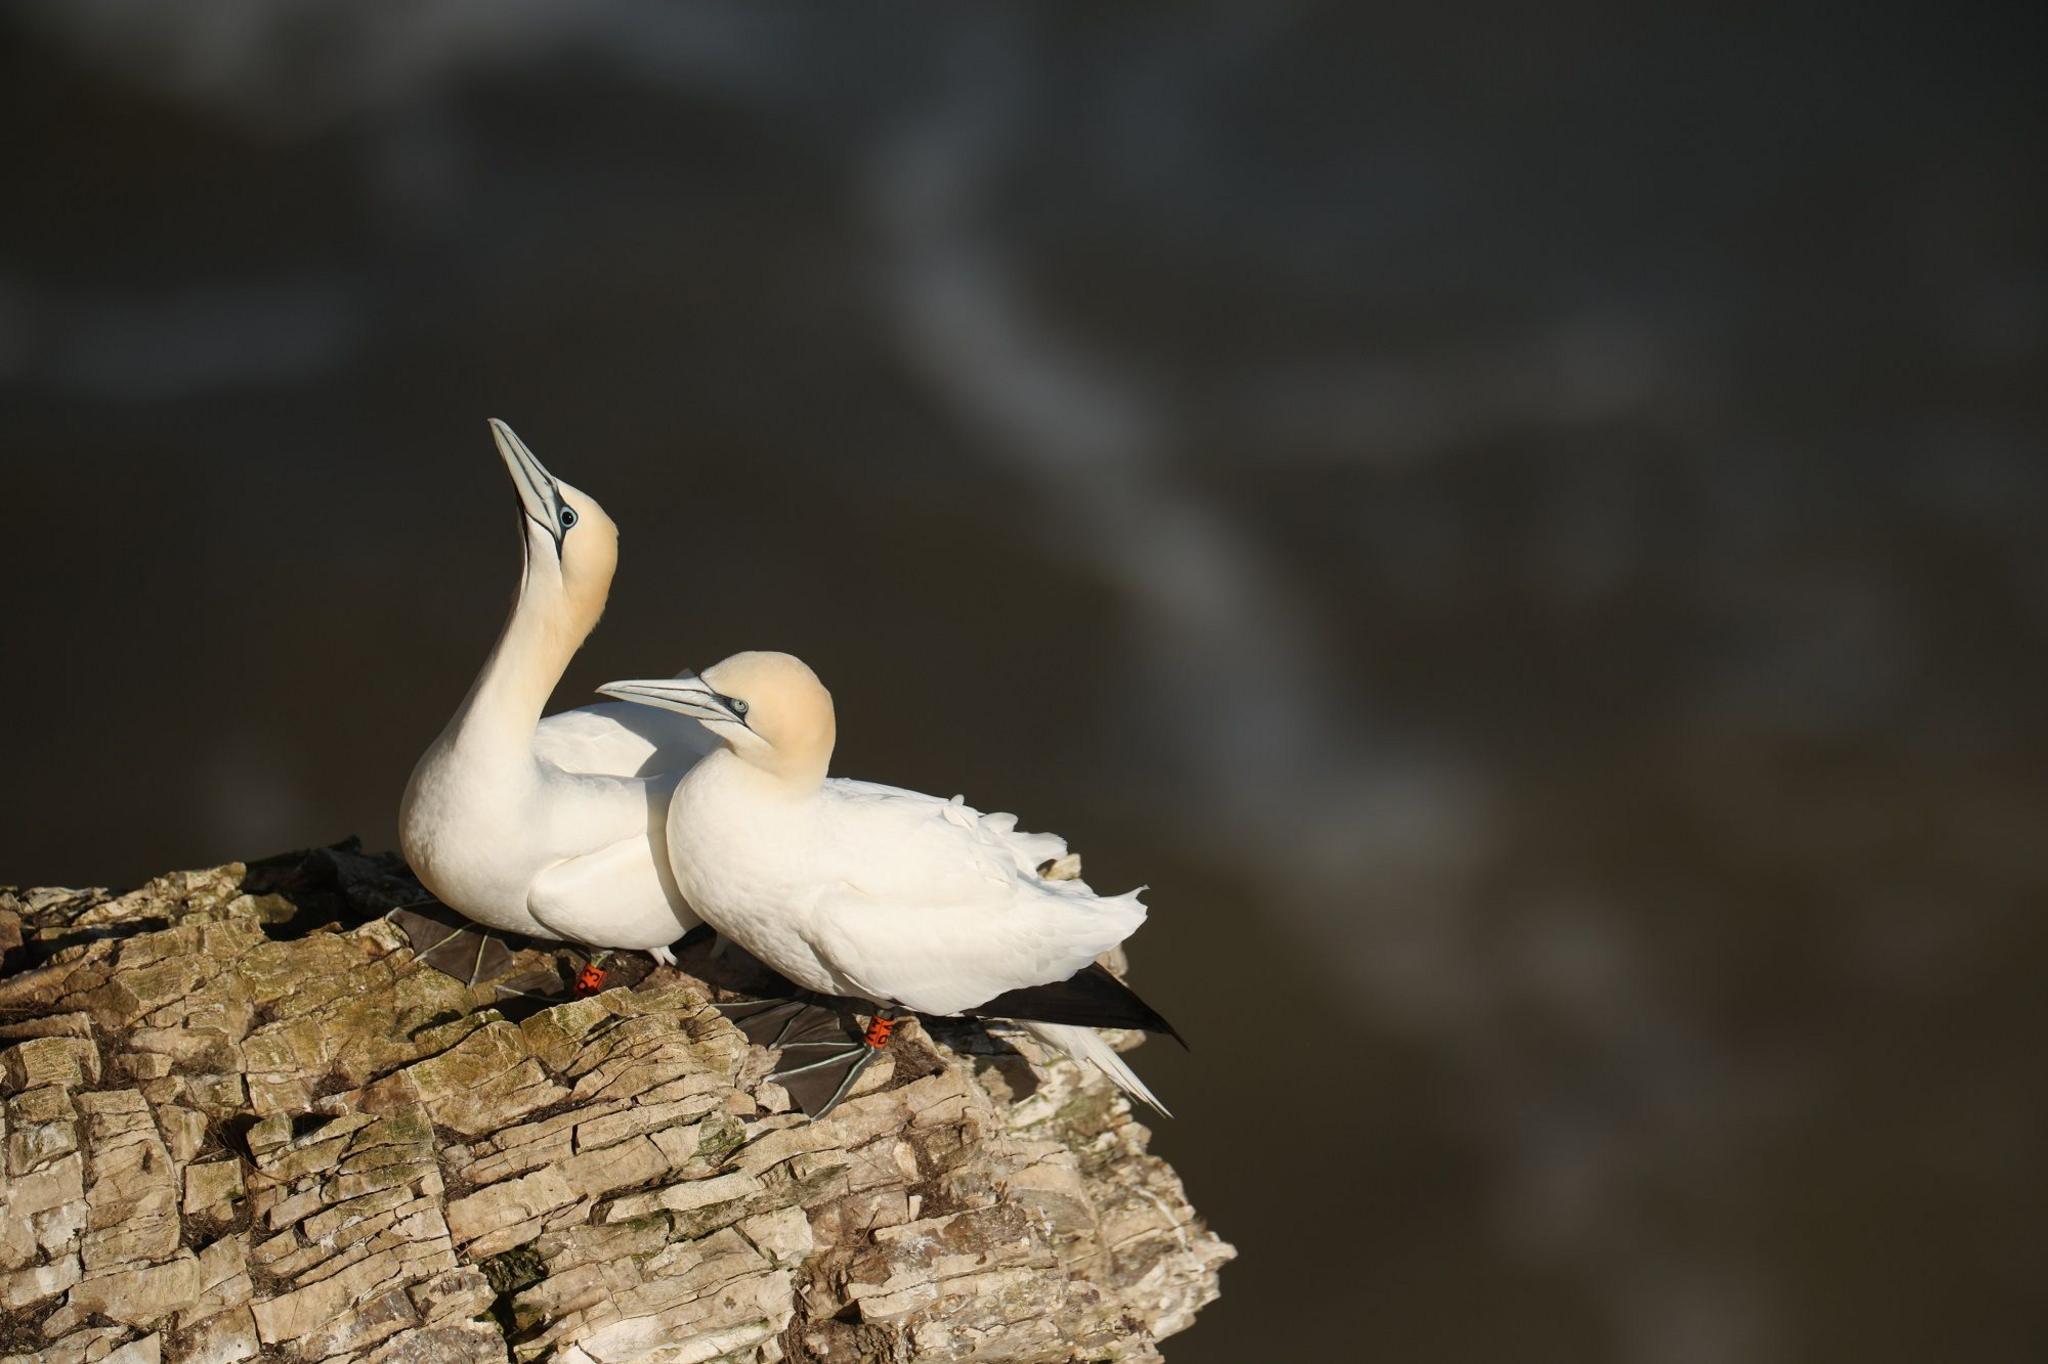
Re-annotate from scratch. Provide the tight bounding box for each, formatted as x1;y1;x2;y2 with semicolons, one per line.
597;651;1176;1116
398;420;715;975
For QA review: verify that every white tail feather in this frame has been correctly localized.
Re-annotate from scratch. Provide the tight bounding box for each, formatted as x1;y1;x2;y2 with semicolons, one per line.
1023;1021;1171;1118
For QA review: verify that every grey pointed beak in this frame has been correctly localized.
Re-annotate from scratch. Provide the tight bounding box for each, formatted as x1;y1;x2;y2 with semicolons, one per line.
597;674;744;726
489;418;569;542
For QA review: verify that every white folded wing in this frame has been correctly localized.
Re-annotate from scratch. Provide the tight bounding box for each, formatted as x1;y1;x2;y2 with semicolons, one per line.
534;698;721;778
801;783;1146;1017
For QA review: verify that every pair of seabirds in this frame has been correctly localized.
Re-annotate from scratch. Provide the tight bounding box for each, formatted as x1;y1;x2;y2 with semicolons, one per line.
400;420;1175;1118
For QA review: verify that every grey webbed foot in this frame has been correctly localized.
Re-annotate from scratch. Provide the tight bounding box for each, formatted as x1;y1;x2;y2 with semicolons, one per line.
385;904;590;1013
766;1011;900;1119
386;904;519;986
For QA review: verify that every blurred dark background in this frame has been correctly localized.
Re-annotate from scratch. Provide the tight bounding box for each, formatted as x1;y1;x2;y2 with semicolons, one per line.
4;5;2046;1361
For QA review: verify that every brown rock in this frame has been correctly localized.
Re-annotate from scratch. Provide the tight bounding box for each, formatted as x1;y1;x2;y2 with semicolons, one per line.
0;1036;100;1091
99;1334;163;1364
0;1011;92;1042
1;1150;83;1268
50;1251;202;1331
0;1250;80;1308
155;1105;209;1165
181;1159;245;1217
179;1232;251;1328
6;1083;80;1176
176;1308;259;1364
78;1089;181;1270
4;1325;124;1364
0;849;1228;1363
362;1323;507;1364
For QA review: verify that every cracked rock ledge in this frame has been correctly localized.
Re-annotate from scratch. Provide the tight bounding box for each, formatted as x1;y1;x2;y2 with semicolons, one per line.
0;846;1230;1364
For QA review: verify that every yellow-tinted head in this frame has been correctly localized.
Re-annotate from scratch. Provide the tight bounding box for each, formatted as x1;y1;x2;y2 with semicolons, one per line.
491;418;618;636
598;650;836;787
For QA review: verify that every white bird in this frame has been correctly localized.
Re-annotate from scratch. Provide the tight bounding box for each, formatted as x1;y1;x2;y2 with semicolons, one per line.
597;651;1175;1116
398;420;715;977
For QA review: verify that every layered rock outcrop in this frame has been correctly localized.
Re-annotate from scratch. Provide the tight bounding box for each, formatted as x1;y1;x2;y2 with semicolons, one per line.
0;846;1228;1363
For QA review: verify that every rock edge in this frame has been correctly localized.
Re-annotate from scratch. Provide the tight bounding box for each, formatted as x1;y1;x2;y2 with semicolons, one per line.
0;846;1230;1364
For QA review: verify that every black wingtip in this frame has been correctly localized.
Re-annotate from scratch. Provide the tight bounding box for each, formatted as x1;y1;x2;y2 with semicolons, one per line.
967;963;1185;1045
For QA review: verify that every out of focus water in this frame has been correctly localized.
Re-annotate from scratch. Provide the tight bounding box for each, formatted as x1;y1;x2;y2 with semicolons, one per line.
4;6;2045;1361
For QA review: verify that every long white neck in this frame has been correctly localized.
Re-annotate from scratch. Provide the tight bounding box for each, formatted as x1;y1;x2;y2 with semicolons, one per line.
443;551;590;763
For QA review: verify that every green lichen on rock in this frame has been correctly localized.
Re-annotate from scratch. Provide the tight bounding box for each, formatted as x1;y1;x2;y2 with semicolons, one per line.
0;844;1229;1363
479;1242;549;1298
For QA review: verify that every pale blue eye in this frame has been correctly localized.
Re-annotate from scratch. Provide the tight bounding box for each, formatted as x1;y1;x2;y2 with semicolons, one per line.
559;507;578;529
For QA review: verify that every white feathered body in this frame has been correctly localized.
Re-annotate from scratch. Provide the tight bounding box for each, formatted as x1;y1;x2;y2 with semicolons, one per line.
665;749;1146;1016
400;701;712;949
398;422;716;958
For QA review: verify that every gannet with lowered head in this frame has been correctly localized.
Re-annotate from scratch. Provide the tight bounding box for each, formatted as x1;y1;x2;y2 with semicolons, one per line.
398;420;715;971
597;651;1176;1116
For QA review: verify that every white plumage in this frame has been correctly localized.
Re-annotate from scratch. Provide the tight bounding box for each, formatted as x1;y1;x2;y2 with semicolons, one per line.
399;420;709;959
600;651;1168;1112
533;699;716;779
670;765;1143;1015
